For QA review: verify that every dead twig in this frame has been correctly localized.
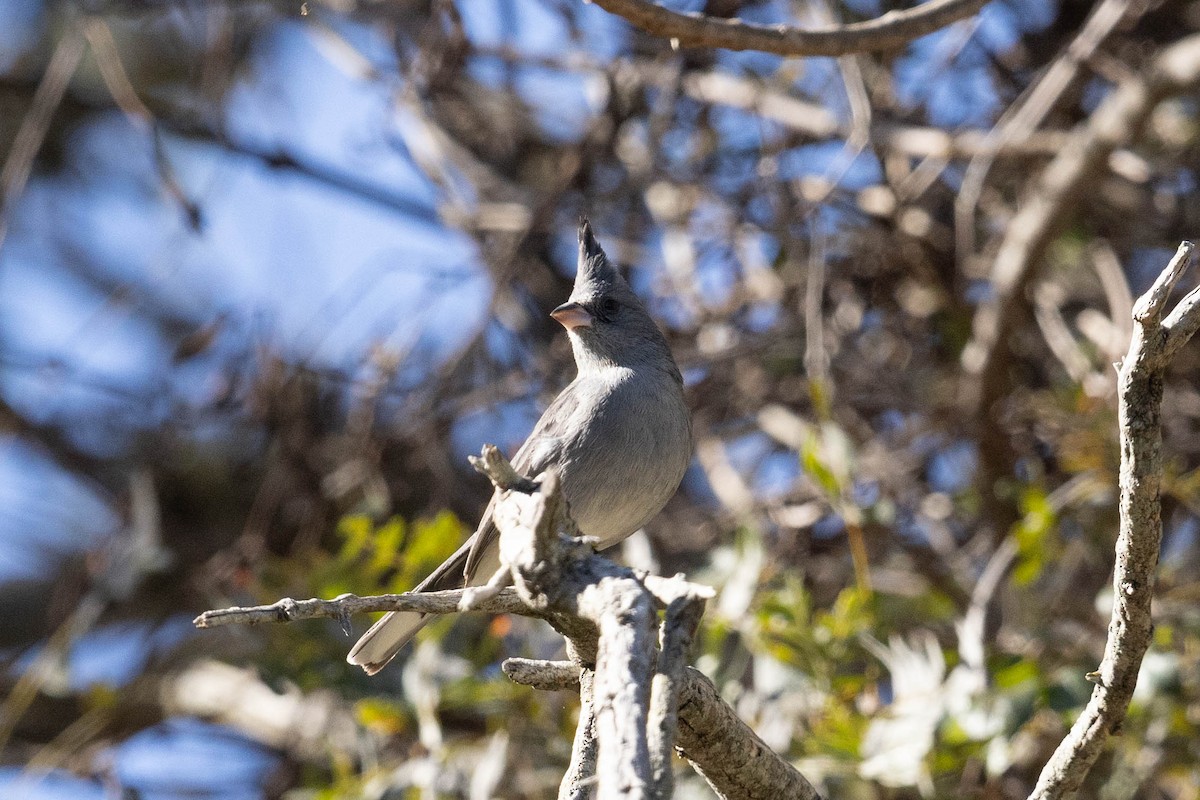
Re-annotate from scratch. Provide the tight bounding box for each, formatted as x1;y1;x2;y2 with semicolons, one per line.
193;587;531;629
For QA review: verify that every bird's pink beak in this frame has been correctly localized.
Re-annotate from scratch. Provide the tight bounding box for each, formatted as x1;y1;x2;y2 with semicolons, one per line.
551;302;593;330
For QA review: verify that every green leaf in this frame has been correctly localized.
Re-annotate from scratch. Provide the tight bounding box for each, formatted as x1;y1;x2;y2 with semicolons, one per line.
392;511;464;591
354;697;411;735
368;516;406;575
802;434;841;498
1012;486;1056;585
336;514;373;561
994;658;1040;690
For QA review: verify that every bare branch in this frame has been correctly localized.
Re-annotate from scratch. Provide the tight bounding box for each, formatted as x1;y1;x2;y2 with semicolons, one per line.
560;669;599;800
1162;283;1200;361
682;70;1072;159
83;18;154;128
577;577;657;799
196;445;817;799
648;595;705;798
503;658;582;691
470;443;540;493
1030;241;1199;798
193;587;531;628
591;0;987;57
676;667;825;800
508;658;827;800
1133;242;1195;323
955;0;1135;263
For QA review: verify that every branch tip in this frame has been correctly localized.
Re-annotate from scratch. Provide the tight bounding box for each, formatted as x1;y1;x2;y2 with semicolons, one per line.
1133;240;1195;323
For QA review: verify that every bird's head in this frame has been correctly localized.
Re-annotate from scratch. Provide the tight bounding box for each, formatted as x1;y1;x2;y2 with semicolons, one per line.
552;219;677;377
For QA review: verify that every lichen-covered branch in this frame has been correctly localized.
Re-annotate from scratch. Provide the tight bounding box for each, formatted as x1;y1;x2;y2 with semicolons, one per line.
1030;241;1199;798
503;658;582;691
560;668;599;800
580;577;656;799
195;445;812;799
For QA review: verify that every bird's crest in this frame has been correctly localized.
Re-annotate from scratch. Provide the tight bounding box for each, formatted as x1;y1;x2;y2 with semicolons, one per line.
576;218;622;295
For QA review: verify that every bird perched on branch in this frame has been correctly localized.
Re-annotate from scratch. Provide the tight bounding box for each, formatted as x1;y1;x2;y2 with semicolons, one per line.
348;219;693;675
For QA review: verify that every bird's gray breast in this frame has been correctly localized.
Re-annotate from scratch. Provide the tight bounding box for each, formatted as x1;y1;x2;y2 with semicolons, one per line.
553;369;691;548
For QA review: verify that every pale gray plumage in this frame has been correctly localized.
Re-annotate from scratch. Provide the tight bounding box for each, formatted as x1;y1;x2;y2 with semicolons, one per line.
347;219;692;675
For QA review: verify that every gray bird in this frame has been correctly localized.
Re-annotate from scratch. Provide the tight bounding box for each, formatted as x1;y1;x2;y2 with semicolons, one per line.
347;220;693;675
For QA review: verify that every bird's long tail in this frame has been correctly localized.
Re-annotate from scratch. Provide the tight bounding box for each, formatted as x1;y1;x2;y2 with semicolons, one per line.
346;525;495;675
346;609;429;675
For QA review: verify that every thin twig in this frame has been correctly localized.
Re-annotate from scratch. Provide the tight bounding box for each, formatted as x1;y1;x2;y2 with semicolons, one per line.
1090;241;1135;357
1161;280;1200;361
83;18;153;128
0;27;87;250
193;587;530;628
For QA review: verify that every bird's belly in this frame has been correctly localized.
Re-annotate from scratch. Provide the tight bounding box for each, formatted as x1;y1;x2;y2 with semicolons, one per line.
558;407;689;548
568;488;658;547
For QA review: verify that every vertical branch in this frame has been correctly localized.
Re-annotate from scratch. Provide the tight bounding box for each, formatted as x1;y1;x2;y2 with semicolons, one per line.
1031;241;1200;798
560;669;599;800
647;595;704;798
582;579;656;800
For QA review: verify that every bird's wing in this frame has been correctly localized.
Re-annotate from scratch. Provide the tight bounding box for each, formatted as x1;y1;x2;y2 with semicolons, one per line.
462;379;589;580
511;379;586;475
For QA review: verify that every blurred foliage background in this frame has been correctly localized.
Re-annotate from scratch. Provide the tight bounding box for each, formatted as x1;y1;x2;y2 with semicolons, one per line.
2;0;1200;797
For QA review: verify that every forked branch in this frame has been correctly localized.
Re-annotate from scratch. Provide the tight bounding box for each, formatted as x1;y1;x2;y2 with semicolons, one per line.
1030;241;1200;798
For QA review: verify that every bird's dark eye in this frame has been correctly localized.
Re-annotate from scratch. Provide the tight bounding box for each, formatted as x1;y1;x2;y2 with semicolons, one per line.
599;297;620;316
